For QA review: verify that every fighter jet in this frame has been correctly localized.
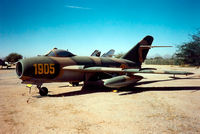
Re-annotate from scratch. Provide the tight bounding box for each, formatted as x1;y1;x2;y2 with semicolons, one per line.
91;50;101;57
91;49;115;57
101;49;115;57
16;36;193;96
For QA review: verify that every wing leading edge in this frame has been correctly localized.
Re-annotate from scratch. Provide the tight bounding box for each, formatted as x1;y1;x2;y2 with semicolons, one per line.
63;65;193;75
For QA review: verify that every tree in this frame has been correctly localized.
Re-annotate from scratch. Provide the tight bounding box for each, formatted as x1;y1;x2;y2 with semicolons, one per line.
154;56;163;60
176;30;200;66
5;53;23;63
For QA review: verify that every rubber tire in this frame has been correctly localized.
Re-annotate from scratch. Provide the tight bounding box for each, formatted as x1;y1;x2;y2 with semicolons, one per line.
39;87;48;96
72;82;79;87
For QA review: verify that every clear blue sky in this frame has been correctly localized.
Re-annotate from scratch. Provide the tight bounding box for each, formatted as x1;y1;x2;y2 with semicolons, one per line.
0;0;200;58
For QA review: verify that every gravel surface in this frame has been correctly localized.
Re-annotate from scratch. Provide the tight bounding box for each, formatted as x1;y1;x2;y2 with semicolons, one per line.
0;65;200;134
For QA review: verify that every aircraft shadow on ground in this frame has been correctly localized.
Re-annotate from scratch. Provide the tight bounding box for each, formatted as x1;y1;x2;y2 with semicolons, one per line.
48;77;200;97
118;86;200;96
48;86;111;97
58;84;84;88
0;68;15;70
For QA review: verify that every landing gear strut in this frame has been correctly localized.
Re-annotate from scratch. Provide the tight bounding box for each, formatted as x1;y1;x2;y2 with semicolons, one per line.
37;84;48;96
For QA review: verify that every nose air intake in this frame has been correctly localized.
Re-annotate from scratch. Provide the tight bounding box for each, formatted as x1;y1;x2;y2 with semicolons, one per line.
16;61;23;78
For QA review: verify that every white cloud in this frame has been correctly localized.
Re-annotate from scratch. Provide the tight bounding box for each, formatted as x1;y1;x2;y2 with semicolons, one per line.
65;5;91;10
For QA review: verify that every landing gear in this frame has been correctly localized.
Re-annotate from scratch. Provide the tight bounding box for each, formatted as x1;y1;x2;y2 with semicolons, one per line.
72;82;79;87
39;87;48;96
37;84;48;96
69;82;79;87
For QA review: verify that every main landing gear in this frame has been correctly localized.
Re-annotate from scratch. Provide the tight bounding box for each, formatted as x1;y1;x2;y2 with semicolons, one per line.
69;82;79;87
37;84;48;96
72;82;79;87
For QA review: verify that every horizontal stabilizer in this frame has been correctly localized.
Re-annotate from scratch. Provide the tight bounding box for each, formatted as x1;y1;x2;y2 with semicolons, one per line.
125;69;194;75
140;68;157;70
140;45;172;48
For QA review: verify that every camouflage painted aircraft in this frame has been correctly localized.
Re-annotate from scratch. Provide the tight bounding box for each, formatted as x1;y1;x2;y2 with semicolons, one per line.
16;36;193;96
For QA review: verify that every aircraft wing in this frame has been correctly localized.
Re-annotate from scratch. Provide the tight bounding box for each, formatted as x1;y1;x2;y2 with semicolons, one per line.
63;65;193;75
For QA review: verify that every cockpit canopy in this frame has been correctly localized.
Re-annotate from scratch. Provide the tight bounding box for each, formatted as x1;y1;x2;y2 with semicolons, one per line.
45;48;75;57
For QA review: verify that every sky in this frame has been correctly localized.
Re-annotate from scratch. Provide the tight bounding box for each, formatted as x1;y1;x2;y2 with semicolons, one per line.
0;0;200;58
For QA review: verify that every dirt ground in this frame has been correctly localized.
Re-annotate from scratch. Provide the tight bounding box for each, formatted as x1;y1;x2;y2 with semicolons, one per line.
0;65;200;134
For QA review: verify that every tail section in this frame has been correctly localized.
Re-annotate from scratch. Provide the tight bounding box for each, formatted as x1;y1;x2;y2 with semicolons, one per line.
122;35;154;66
91;50;101;57
101;49;115;57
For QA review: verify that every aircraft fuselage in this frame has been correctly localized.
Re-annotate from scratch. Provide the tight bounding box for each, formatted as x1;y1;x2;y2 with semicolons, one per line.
16;56;139;84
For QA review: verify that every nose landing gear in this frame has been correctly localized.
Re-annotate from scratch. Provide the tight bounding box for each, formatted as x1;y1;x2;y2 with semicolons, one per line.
39;87;48;96
37;84;48;96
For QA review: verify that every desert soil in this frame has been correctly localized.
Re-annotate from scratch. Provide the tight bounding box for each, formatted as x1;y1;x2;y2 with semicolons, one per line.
0;65;200;134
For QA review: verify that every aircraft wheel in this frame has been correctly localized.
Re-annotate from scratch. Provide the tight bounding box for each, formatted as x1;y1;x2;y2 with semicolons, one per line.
72;82;79;87
39;87;48;96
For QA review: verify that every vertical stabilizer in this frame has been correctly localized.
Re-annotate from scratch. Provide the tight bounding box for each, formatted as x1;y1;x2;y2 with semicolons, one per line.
122;35;154;66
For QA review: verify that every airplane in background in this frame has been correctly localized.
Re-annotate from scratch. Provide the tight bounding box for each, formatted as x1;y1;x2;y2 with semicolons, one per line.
101;49;115;57
0;59;11;68
91;50;101;57
91;49;115;57
16;35;193;96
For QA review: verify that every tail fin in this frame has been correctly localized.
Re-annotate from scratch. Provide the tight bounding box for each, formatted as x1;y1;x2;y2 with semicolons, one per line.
101;49;115;57
91;50;101;57
122;35;154;66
